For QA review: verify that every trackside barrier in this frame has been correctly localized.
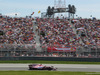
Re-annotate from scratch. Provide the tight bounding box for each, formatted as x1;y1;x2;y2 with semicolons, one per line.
0;57;100;62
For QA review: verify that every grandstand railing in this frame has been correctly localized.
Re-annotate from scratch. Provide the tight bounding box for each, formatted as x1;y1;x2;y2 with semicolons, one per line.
0;44;100;58
0;44;36;57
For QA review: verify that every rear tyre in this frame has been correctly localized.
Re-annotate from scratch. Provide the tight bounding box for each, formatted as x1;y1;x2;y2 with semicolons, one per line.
29;68;32;70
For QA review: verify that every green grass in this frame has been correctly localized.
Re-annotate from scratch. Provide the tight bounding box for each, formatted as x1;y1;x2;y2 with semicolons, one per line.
0;60;100;64
0;71;99;75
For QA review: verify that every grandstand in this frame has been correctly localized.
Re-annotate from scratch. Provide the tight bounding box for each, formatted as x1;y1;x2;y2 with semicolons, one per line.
0;15;36;56
0;14;100;57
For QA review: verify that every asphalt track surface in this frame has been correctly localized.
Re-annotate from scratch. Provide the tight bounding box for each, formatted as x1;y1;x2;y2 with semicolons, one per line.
0;64;100;72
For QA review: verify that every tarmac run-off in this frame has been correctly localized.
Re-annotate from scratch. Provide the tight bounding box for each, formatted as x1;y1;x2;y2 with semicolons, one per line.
0;64;100;72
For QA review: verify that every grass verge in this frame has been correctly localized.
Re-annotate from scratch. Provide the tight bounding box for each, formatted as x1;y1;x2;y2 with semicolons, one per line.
0;71;99;75
0;60;100;64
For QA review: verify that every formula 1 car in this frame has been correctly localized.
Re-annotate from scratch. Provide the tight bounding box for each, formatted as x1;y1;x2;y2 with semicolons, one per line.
28;64;57;71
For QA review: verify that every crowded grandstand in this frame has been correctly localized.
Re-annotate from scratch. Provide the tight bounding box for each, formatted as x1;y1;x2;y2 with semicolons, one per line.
0;13;100;57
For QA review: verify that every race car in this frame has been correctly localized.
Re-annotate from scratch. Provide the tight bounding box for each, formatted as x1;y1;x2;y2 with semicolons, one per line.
28;64;57;71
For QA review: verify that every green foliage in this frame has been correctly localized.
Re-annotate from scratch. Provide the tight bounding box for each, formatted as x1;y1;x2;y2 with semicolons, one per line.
0;60;100;64
0;71;98;75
